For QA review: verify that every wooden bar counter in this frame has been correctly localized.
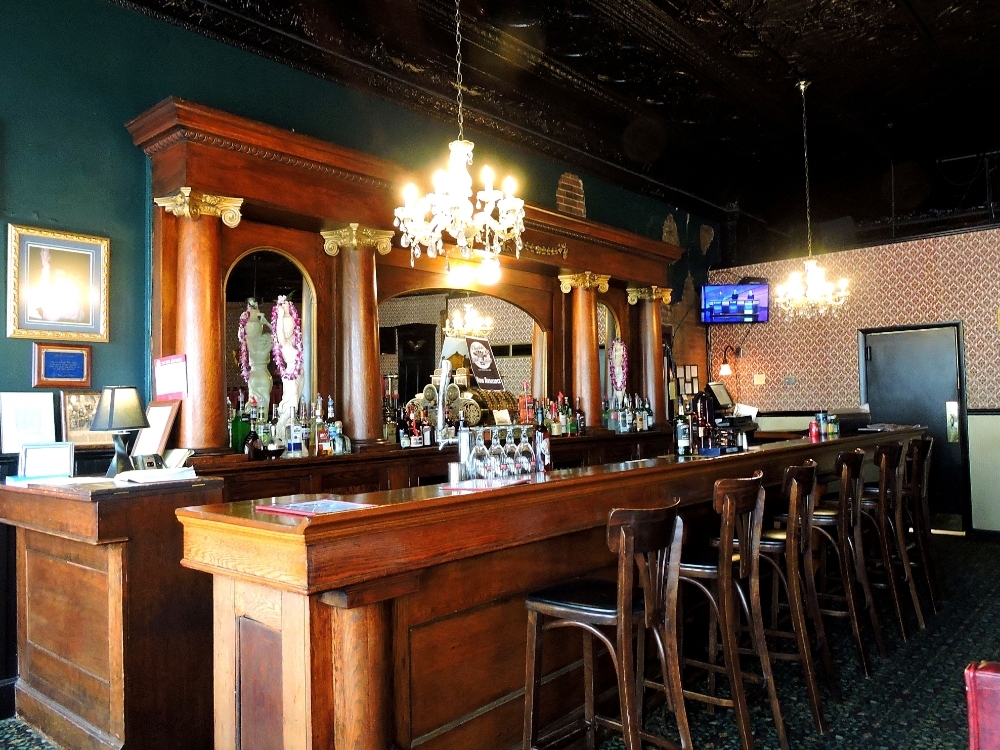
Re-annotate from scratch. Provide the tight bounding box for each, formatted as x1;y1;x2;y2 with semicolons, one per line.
177;429;921;750
0;477;223;750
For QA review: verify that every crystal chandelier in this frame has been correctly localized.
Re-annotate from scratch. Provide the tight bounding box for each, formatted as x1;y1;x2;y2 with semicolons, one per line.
393;0;525;275
774;81;850;318
443;302;494;339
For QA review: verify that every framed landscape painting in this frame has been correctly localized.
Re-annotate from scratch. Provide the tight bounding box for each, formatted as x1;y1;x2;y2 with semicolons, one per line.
7;224;110;342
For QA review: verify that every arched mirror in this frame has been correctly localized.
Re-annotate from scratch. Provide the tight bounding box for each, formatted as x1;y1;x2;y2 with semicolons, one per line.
224;249;317;423
377;290;542;420
598;301;621;399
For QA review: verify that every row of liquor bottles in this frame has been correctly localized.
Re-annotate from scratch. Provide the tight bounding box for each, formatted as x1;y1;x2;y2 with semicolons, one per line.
600;394;657;433
228;391;352;457
672;396;747;456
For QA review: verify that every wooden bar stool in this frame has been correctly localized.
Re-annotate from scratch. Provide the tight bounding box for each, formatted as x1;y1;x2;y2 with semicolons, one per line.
809;449;886;676
759;460;838;734
678;471;787;750
522;500;691;750
860;441;925;639
902;436;940;612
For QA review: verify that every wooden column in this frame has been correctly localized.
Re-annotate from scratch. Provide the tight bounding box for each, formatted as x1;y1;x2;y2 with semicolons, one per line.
559;272;609;425
532;323;547;399
323;224;394;445
628;286;672;427
154;188;243;449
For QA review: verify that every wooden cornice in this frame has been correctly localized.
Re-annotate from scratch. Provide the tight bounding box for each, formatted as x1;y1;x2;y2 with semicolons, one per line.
127;98;681;285
126;96;409;187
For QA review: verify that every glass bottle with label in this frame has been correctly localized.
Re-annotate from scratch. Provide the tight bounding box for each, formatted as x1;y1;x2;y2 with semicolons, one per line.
674;399;690;456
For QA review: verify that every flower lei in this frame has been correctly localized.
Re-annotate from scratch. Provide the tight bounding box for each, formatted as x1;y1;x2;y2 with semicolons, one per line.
271;296;304;381
237;304;254;383
609;338;628;392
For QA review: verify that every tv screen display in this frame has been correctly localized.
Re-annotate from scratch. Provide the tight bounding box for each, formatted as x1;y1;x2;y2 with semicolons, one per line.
700;283;769;324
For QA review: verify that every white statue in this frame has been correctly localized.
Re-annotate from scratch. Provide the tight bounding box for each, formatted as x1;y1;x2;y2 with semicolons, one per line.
273;296;304;438
242;299;273;417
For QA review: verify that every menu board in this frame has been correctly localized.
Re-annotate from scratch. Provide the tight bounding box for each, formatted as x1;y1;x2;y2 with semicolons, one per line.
465;336;503;391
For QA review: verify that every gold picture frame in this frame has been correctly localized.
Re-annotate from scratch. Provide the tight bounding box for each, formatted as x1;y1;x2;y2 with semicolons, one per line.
7;224;110;342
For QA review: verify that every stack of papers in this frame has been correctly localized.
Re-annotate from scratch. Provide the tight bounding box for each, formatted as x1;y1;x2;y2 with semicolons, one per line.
113;467;197;485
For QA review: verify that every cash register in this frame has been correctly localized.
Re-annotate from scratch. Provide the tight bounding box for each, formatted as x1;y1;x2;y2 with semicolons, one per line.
705;381;757;452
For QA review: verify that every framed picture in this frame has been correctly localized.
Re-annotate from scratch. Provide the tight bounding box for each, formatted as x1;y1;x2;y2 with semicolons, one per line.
131;400;181;457
7;224;110;342
61;391;115;447
19;442;75;478
33;342;92;389
0;392;56;454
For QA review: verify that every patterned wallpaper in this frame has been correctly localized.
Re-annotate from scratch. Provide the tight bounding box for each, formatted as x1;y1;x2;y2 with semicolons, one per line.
708;228;1000;411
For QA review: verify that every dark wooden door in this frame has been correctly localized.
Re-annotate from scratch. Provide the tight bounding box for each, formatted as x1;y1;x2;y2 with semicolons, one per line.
397;323;437;404
860;323;970;530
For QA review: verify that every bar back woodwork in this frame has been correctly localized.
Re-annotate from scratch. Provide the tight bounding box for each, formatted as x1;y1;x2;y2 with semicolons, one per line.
127;98;682;446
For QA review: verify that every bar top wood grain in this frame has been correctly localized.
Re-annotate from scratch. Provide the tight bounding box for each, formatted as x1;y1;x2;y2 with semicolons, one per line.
176;430;922;596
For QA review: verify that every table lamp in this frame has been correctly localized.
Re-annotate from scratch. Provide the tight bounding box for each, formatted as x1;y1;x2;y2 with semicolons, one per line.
90;386;149;477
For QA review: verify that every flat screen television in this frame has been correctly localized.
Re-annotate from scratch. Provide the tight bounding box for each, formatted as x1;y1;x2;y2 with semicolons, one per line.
700;283;769;324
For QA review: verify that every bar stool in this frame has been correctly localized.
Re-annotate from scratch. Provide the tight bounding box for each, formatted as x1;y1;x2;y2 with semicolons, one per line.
809;449;886;676
678;471;786;750
902;436;940;612
860;442;925;639
758;460;838;734
522;500;691;750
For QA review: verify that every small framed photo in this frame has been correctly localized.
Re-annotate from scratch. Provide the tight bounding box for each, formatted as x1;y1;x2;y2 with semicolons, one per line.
33;342;92;389
7;224;110;342
131;400;181;457
61;390;114;446
19;442;75;478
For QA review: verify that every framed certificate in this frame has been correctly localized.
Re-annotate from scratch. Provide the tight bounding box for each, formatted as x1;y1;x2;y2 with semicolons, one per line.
33;342;92;388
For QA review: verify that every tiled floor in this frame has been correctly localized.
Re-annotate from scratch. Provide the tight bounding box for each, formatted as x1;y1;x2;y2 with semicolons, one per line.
0;536;988;749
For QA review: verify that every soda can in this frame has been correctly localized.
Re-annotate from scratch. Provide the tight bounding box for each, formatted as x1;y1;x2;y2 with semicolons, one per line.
809;420;821;440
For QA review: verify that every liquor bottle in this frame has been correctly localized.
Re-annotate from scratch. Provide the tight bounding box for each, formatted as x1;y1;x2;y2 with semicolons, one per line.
634;393;644;431
410;408;424;448
567;395;578;436
243;400;264;457
674;399;690;456
601;399;610;429
575;396;586;436
420;409;433;447
518;382;530;424
609;396;620;433
398;407;411;448
268;404;282;448
231;390;250;452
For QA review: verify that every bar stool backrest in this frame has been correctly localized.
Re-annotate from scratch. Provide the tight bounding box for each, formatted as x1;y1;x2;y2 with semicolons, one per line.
782;460;818;555
835;449;866;528
713;471;765;580
608;500;684;631
907;436;933;501
874;441;905;512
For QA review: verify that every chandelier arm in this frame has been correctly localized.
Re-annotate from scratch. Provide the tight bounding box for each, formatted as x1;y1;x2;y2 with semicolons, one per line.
800;80;812;258
455;0;463;141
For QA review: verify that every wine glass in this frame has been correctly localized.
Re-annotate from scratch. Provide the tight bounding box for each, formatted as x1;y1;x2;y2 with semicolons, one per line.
468;430;489;480
516;428;535;475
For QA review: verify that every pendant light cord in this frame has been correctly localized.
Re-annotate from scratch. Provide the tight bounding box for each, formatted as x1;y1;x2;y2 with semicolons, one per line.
799;80;812;258
455;0;464;140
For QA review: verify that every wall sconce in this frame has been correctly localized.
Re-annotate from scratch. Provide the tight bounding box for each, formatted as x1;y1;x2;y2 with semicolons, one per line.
718;345;742;377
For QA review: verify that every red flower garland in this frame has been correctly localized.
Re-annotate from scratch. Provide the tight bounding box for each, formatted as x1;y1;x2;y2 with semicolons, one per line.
237;304;253;383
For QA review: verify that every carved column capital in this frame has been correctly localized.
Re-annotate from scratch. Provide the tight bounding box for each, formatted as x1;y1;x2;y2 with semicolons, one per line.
321;223;394;257
153;187;243;228
558;272;610;294
626;285;672;305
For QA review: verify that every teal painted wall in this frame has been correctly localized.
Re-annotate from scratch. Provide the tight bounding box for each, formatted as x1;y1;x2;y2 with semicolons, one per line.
0;0;714;401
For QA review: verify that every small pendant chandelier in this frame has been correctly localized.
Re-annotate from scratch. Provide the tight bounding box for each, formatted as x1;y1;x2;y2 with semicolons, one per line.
393;0;525;277
443;301;494;339
774;81;850;317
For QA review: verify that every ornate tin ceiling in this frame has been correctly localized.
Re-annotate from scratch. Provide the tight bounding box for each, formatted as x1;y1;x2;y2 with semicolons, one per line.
118;0;1000;261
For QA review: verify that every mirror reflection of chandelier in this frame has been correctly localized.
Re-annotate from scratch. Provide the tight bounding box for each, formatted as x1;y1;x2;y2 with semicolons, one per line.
393;0;525;277
774;81;850;318
443;302;494;339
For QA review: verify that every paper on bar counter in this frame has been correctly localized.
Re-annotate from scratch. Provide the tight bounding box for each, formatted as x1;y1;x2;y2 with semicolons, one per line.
733;403;758;420
113;466;197;485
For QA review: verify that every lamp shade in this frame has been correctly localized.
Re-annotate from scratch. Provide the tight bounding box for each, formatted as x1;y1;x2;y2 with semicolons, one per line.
90;386;149;432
